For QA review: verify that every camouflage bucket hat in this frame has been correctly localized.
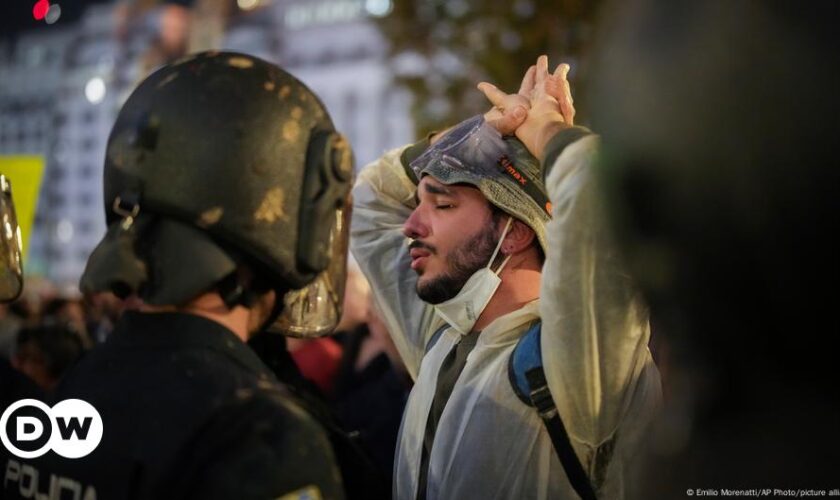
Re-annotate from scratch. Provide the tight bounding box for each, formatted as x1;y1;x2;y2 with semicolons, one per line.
409;115;551;252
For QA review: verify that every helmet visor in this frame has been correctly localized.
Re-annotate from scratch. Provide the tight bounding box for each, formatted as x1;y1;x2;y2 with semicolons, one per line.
268;194;352;337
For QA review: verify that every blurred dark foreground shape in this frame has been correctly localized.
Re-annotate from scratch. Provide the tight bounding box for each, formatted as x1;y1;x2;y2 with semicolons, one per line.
590;0;839;493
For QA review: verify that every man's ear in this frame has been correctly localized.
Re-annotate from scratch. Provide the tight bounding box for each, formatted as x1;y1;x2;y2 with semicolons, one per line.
502;219;536;255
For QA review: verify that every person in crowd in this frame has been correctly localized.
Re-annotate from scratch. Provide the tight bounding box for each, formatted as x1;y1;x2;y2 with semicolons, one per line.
1;51;352;500
10;323;87;392
350;55;661;499
332;295;412;490
286;333;344;395
0;303;23;359
82;291;125;344
41;296;89;337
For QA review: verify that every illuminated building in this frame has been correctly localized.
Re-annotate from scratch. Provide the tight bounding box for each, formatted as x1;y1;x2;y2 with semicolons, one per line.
0;0;414;288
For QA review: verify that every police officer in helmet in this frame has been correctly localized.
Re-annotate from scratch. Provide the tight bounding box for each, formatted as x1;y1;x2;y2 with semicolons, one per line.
1;51;353;499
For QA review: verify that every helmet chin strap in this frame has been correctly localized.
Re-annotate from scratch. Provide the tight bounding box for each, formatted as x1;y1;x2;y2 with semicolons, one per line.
216;265;289;335
259;286;289;334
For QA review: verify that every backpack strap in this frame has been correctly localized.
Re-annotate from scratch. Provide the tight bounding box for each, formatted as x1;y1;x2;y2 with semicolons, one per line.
508;322;598;500
425;323;449;354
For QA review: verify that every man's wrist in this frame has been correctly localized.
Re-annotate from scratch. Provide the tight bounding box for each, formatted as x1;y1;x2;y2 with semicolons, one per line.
535;122;571;161
517;116;568;161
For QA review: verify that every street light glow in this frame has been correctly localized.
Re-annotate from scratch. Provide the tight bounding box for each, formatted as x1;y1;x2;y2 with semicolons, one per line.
84;77;106;104
237;0;259;10
32;0;50;21
365;0;392;17
45;3;62;24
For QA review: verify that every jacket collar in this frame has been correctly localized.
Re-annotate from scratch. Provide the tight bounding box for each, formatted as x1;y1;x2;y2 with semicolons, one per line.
109;311;274;380
474;299;541;348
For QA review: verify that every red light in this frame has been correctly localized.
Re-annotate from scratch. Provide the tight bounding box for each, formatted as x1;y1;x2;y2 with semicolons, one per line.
33;0;50;20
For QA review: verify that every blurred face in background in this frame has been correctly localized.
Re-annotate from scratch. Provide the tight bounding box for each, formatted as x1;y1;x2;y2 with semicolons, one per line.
12;341;56;391
11;325;87;392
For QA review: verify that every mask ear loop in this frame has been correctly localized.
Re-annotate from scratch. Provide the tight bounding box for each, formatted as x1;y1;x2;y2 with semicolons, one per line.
488;216;514;276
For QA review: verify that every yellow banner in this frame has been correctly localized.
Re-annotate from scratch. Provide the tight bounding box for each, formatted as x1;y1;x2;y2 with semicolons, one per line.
0;155;46;258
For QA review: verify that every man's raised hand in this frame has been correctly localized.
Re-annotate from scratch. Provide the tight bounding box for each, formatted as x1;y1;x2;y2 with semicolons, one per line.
478;65;535;135
514;55;576;161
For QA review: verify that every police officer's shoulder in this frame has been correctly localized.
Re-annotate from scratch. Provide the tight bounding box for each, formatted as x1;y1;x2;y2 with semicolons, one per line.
163;385;344;500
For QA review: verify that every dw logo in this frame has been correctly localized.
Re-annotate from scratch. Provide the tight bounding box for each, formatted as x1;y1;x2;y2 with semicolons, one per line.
1;399;103;459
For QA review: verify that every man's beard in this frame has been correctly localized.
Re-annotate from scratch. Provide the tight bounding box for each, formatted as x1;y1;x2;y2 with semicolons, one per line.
416;224;499;305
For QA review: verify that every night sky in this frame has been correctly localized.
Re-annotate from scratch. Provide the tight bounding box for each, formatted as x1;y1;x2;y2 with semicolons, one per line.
0;0;192;43
1;0;111;42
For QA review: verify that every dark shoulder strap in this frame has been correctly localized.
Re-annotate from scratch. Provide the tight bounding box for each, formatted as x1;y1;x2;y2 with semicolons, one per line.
425;323;449;354
508;322;598;500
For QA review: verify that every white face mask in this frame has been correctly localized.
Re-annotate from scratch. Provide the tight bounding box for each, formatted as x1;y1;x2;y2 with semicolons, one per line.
434;217;513;335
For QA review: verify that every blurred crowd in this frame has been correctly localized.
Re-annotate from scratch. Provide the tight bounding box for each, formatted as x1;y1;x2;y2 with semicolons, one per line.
0;278;113;392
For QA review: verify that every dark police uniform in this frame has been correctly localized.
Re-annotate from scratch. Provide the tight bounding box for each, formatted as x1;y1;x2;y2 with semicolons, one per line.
1;311;344;500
